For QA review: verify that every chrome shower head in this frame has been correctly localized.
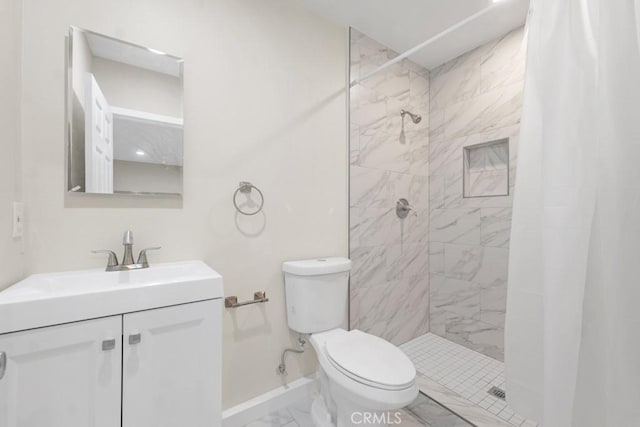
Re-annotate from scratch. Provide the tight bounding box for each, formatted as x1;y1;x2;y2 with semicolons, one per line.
400;109;422;124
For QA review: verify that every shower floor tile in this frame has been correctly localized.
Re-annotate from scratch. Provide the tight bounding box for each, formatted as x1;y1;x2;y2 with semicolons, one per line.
400;333;538;427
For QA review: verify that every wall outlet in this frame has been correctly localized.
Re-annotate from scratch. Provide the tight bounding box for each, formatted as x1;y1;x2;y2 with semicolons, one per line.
12;202;24;238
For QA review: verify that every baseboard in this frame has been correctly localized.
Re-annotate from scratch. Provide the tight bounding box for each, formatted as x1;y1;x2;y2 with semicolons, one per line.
222;376;316;427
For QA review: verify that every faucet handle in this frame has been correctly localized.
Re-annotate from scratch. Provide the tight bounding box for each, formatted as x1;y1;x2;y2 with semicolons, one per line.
92;250;119;269
136;247;161;268
396;198;417;219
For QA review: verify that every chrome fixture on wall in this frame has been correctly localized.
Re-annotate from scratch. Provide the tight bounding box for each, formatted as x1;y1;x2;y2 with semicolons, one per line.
92;230;161;271
0;352;6;380
396;198;417;219
400;109;422;124
233;181;264;216
224;291;269;308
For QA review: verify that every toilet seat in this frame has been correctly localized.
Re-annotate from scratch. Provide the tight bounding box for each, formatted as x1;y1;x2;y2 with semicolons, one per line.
324;329;416;391
310;328;419;414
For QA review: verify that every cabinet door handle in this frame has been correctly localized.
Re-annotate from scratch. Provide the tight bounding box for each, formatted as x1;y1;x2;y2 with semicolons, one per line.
102;339;116;351
0;352;6;380
129;333;142;345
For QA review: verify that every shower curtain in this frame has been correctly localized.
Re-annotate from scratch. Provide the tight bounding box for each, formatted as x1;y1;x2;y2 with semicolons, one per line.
505;0;640;426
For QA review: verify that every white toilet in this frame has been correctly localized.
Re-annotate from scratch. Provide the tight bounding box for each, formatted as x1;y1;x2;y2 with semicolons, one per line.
282;257;418;427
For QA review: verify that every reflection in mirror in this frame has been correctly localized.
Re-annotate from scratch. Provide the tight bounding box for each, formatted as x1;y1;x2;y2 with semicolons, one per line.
67;27;183;195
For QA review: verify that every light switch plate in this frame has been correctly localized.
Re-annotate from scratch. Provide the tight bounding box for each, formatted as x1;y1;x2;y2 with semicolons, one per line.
12;202;24;238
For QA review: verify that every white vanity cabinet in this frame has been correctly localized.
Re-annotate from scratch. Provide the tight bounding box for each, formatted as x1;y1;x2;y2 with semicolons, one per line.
122;300;221;427
0;299;221;427
0;261;223;427
0;316;122;427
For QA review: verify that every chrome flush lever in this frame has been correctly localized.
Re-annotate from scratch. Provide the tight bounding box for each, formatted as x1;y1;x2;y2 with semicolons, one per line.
0;352;6;380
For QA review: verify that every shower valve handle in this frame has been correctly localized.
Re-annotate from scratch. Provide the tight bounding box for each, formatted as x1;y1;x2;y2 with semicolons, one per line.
396;198;416;219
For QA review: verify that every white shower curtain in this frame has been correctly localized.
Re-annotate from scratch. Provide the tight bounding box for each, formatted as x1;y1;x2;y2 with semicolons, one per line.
505;0;640;425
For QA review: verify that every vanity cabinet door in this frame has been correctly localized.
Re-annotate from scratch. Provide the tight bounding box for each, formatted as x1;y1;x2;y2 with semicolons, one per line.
122;299;221;427
0;316;122;427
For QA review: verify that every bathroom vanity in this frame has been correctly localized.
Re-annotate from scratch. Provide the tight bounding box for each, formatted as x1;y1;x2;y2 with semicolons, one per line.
0;261;223;427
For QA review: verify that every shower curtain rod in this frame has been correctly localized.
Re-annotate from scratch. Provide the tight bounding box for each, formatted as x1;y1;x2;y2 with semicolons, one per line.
349;2;505;87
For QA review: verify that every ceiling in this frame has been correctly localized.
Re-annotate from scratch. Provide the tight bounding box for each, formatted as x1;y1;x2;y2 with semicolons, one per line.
84;31;183;78
299;0;529;70
113;113;183;166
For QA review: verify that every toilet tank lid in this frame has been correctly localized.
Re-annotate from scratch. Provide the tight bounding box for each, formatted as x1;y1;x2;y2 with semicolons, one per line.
282;257;351;276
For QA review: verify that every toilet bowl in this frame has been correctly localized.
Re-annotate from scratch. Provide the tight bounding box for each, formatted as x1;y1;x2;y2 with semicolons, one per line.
282;258;418;427
310;329;418;427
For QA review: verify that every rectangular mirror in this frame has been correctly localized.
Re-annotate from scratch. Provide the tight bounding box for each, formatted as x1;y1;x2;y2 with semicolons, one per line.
67;27;183;196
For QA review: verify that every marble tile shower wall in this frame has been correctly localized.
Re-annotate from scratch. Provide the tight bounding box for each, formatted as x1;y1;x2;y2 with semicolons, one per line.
429;27;525;360
349;30;430;345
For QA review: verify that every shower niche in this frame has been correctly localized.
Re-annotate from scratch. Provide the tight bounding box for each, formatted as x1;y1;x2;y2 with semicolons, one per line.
463;138;509;198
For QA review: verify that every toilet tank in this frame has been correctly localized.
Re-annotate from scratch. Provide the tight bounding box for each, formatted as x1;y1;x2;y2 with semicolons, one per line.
282;257;351;334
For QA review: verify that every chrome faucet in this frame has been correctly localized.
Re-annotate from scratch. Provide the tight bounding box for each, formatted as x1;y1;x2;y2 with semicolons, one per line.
93;230;161;272
122;230;135;266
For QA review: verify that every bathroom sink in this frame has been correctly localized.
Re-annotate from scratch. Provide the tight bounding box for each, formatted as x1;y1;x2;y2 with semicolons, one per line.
0;260;223;334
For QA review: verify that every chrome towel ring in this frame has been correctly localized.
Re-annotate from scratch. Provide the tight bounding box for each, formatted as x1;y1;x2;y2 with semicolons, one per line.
233;181;264;216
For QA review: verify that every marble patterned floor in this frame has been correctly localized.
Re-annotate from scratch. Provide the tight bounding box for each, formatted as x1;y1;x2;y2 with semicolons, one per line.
400;333;538;427
244;333;540;427
243;395;312;427
244;392;473;427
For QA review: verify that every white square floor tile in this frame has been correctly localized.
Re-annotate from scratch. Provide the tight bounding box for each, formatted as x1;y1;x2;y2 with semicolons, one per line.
400;333;539;427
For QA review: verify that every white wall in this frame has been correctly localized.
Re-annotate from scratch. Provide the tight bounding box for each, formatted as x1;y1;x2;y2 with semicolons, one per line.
349;30;431;346
0;0;25;288
69;29;92;190
113;160;182;194
428;28;525;360
70;29;92;109
19;0;348;409
92;57;183;117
